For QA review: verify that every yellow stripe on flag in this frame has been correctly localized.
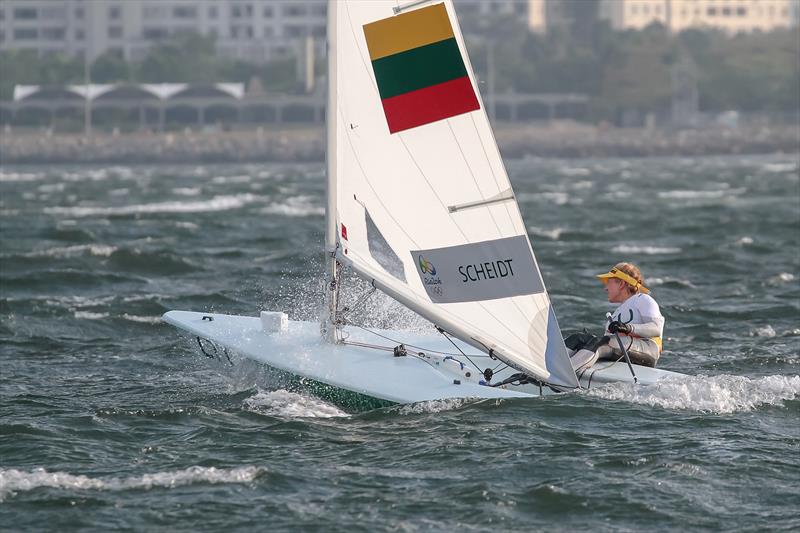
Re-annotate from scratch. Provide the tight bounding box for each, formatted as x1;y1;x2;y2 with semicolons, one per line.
363;3;455;61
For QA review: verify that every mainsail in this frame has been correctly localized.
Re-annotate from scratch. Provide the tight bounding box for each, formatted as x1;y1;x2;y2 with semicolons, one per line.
325;0;578;389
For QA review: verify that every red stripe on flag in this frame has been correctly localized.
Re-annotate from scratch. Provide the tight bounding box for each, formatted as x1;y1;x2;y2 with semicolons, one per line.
380;76;479;134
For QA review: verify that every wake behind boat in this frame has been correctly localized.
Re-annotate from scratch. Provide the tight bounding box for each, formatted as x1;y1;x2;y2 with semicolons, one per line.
164;0;684;404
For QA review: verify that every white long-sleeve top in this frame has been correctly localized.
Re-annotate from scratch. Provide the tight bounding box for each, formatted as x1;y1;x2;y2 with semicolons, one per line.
605;293;665;348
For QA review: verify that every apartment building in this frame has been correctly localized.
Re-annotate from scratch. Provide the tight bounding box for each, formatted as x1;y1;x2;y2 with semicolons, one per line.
600;0;799;33
0;0;327;63
1;0;795;63
0;0;536;63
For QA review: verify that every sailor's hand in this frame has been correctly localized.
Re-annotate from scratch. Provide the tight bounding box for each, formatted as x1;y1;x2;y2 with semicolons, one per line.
608;321;632;334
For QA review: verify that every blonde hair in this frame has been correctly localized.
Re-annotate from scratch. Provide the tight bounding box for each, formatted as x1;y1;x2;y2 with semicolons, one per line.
614;262;645;292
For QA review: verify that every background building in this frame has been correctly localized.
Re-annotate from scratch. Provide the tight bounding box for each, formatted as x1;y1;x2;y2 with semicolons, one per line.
0;0;536;62
3;1;796;64
599;0;799;33
0;0;327;63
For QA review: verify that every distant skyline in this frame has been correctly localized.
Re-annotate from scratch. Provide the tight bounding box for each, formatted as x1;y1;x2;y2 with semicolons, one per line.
0;0;797;63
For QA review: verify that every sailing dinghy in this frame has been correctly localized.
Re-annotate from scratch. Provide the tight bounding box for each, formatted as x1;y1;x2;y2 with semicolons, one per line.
163;0;682;404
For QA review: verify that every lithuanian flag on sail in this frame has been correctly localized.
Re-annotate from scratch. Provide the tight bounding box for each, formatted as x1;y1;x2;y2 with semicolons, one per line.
363;3;480;134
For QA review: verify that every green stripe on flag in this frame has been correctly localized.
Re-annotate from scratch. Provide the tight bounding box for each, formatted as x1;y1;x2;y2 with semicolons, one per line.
371;38;467;100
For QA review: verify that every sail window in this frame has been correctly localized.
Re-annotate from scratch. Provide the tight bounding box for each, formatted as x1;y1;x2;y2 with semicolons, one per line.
365;210;406;283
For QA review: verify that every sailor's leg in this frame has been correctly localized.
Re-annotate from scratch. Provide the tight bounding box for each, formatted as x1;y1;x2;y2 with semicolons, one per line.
624;338;660;368
570;348;599;372
597;336;660;367
595;343;617;361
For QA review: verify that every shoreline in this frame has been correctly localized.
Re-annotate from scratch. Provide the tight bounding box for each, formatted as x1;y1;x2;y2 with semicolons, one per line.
1;123;798;164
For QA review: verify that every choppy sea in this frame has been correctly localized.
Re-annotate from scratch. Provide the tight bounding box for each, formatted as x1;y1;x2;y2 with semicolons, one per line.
1;155;798;531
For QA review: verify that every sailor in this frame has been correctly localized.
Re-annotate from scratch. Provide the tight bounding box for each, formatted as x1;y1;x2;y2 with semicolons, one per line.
568;262;664;372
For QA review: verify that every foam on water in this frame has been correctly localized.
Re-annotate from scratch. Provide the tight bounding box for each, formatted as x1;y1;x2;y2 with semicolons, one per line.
18;244;117;258
173;187;202;196
528;226;565;240
518;191;571;205
242;389;348;418
611;244;681;255
750;325;777;337
0;466;262;501
648;277;696;288
586;374;800;414
211;174;252;184
260;196;324;217
397;397;477;415
766;272;796;285
43;194;259;217
74;311;110;320
37;183;66;193
0;171;45;182
121;314;162;324
557;167;591;177
658;188;746;199
761;162;798;173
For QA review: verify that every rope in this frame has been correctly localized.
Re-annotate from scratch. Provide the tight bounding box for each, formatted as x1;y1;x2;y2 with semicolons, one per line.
436;327;483;373
339;285;376;319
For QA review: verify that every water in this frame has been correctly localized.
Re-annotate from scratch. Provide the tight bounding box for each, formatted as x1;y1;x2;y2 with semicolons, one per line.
1;155;798;531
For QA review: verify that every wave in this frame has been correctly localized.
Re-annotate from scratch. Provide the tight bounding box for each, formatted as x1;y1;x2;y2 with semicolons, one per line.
242;389;348;418
586;374;800;414
766;272;796;286
172;187;201;196
647;276;696;289
211;174;252;184
43;194;260;217
121;314;162;324
557;167;591;177
528;226;566;240
657;188;746;200
397;397;477;415
72;311;166;324
260;196;324;217
611;244;681;255
761;162;798;173
0;171;45;182
16;244;117;259
0;466;262;501
749;325;777;338
74;311;110;320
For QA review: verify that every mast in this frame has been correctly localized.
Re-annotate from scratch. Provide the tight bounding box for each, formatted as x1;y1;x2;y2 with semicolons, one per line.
321;0;339;342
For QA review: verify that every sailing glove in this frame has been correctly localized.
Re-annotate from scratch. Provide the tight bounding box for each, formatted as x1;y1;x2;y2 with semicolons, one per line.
607;321;632;334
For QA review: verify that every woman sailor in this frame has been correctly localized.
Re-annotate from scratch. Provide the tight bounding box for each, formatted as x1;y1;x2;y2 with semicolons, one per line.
569;262;664;372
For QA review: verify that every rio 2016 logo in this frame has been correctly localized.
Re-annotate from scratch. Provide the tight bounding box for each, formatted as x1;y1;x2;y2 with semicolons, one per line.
418;255;437;275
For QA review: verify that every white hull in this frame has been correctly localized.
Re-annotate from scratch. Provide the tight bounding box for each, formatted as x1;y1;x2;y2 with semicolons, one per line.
163;310;682;404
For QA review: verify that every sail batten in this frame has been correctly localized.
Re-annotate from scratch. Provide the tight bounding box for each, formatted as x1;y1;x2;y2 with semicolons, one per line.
328;0;579;389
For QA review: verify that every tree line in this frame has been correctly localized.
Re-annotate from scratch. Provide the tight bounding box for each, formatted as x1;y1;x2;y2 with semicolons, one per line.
1;21;797;122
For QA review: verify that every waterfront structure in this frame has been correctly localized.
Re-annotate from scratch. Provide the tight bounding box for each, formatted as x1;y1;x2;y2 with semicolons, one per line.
1;83;587;130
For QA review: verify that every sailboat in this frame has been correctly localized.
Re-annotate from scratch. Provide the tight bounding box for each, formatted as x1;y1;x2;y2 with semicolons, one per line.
163;0;681;404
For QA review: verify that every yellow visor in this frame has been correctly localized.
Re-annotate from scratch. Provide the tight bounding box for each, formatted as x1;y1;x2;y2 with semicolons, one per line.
596;268;650;294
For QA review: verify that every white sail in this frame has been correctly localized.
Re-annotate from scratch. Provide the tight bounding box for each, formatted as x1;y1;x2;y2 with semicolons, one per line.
326;0;578;389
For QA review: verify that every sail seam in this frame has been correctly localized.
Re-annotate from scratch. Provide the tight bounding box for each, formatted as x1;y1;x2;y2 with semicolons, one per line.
443;123;540;352
344;2;459;249
464;115;549;348
446;120;504;231
345;2;381;95
339;108;420;248
468;113;519;233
